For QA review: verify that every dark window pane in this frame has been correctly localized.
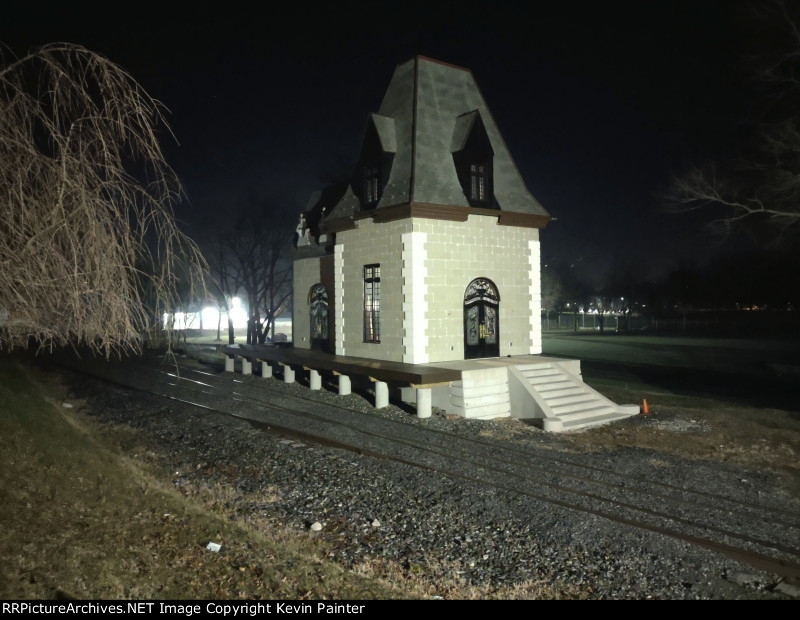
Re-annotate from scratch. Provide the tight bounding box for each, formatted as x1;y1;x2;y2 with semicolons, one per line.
363;264;381;343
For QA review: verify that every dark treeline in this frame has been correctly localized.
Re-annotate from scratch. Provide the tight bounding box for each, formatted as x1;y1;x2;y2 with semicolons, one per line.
541;248;800;336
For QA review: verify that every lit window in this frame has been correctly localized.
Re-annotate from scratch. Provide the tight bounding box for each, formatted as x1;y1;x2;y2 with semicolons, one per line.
363;264;381;343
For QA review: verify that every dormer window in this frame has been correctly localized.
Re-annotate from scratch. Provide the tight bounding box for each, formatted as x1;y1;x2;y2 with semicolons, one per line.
452;111;497;209
470;164;489;202
356;115;395;211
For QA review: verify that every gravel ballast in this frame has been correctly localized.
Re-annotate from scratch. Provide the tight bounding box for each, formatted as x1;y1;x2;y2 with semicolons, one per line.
65;354;800;599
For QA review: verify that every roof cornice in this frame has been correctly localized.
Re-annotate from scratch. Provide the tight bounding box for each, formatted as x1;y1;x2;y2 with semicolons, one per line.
320;202;551;233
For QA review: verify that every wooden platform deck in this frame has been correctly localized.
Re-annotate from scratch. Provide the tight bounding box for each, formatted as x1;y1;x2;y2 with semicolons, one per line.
223;344;462;386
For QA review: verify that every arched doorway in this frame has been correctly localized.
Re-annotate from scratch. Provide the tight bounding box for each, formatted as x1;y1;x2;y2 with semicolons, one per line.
308;283;329;351
464;278;500;359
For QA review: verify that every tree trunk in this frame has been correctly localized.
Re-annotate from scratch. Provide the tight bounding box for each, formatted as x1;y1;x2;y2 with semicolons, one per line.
257;316;271;345
255;314;264;344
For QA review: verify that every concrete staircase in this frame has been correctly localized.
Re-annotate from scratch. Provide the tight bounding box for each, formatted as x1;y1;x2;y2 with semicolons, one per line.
409;356;639;432
507;362;639;432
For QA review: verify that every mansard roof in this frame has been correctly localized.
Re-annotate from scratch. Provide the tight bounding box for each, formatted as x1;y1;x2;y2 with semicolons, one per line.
322;56;550;229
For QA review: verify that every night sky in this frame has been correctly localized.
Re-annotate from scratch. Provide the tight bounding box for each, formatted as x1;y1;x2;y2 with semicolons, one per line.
5;1;759;285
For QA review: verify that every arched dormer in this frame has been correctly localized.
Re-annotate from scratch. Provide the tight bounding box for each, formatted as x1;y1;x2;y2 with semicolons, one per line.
357;114;396;210
452;111;496;209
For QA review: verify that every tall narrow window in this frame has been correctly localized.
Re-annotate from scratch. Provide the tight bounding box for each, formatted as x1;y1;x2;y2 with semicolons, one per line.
363;264;381;343
364;165;379;206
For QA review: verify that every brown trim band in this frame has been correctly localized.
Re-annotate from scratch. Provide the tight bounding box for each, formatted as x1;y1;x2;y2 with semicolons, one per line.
321;202;551;233
498;211;552;228
373;203;469;223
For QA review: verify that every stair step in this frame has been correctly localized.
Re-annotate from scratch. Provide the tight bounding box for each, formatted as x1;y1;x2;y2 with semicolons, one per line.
521;368;561;378
551;398;605;415
532;379;575;392
547;393;600;407
540;386;585;399
528;374;570;386
556;405;617;422
515;364;554;373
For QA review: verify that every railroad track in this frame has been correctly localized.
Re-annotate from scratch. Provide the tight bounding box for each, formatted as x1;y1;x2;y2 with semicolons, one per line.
58;354;800;584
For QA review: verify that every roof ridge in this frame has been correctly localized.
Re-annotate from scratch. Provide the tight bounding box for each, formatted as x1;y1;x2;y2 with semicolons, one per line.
414;55;471;73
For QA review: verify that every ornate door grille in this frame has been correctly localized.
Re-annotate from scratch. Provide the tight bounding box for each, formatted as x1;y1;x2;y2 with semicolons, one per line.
308;283;329;348
463;278;500;359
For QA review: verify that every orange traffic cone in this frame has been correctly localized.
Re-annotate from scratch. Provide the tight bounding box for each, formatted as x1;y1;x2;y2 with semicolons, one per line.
640;399;650;415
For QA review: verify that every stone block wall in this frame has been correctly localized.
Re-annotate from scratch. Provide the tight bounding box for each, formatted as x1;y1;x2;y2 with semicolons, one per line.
292;256;322;349
336;219;409;360
319;214;541;363
414;215;540;362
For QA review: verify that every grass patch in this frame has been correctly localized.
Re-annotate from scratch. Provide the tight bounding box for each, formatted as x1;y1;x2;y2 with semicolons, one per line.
555;374;800;497
0;358;397;599
536;333;800;491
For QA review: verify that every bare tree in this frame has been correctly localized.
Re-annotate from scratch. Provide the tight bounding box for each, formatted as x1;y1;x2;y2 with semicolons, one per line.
207;233;244;344
669;158;800;241
667;1;800;242
0;43;206;356
228;209;293;345
205;206;293;346
540;263;564;330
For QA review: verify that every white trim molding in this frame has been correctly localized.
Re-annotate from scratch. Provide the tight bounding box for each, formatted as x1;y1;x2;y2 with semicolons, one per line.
401;231;429;364
334;243;346;355
528;237;542;354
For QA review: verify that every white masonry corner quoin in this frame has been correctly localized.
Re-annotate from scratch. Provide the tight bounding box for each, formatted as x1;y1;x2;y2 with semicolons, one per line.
528;237;542;355
402;230;429;365
334;243;345;357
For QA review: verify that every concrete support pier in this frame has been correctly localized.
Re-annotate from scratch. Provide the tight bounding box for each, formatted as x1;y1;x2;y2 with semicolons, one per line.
309;369;321;390
242;358;252;376
261;362;272;378
375;381;389;409
416;387;432;419
282;364;295;384
338;374;351;396
225;356;234;372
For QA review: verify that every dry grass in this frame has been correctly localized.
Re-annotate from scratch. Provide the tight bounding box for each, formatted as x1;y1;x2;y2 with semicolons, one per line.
350;556;589;600
0;358;396;599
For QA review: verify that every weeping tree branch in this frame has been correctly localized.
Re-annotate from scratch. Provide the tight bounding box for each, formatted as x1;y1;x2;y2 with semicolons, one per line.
0;43;207;356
